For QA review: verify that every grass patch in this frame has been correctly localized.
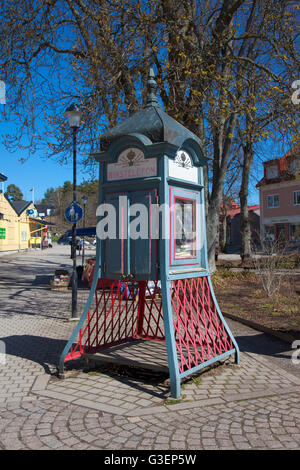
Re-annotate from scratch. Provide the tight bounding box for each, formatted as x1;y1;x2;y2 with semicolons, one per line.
164;394;186;405
191;377;201;386
87;371;101;376
214;269;300;337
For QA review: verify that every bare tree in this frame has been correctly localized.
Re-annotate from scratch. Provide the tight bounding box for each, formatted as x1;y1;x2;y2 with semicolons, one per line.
0;0;299;271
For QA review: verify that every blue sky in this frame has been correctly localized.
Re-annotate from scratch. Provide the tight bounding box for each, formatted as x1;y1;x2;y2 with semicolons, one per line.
0;141;93;202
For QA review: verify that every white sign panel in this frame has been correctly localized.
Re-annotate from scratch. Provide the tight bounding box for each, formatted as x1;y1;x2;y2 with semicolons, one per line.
0;81;5;105
169;150;198;183
107;148;157;181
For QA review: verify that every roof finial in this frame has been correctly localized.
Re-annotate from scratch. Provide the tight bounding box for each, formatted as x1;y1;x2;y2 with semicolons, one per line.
145;67;160;108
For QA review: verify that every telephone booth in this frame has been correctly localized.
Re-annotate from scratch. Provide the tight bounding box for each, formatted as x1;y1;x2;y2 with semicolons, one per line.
59;70;240;398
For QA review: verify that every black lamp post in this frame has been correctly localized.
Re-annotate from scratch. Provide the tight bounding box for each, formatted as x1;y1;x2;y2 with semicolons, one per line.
82;195;88;266
64;103;82;319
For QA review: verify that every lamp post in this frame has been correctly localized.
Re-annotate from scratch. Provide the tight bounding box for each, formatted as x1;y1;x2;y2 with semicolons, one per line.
64;103;82;319
82;195;88;266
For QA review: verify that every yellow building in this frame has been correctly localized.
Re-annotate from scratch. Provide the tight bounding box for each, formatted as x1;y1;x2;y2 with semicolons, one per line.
0;173;54;252
0;194;36;252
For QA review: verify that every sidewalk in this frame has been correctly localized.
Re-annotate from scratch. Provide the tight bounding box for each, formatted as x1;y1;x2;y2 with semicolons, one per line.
0;245;299;450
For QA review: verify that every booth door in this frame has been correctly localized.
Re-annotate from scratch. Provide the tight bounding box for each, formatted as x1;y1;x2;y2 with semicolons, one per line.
129;189;158;279
103;192;129;279
103;189;158;280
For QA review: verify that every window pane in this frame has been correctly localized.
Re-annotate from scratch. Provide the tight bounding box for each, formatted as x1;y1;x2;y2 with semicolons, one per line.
294;191;300;205
175;198;196;258
267;195;279;208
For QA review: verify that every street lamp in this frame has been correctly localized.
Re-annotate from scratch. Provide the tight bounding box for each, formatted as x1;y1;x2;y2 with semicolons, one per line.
64;103;82;319
82;195;88;266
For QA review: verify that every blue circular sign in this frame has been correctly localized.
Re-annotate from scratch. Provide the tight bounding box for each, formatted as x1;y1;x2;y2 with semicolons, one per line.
65;202;83;224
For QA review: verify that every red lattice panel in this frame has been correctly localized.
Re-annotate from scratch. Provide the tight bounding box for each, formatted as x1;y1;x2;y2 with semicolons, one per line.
65;279;140;361
171;277;233;374
64;279;165;362
135;281;165;341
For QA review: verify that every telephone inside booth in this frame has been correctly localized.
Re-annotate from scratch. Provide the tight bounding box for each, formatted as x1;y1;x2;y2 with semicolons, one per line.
59;70;240;398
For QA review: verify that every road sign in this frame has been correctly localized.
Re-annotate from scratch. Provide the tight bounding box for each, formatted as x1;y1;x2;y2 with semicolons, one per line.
65;202;83;224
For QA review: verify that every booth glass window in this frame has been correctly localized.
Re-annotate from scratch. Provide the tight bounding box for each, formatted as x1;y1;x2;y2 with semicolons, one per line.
174;198;196;259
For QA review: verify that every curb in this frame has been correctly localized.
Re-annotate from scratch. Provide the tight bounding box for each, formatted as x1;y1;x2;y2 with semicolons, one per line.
223;312;299;344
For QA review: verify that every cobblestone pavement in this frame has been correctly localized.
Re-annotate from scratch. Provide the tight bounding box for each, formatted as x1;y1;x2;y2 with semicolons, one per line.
0;246;300;450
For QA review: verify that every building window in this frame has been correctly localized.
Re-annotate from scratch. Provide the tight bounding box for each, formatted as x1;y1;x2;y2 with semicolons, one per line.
290;223;300;241
21;231;27;241
290;159;300;173
266;165;278;179
293;190;300;205
267;194;279;208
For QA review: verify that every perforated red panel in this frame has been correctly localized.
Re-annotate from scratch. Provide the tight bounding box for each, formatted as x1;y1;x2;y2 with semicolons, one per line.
171;277;233;374
64;279;165;362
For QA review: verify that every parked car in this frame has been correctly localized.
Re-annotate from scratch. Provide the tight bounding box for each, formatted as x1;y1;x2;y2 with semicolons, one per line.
57;235;82;250
57;235;72;245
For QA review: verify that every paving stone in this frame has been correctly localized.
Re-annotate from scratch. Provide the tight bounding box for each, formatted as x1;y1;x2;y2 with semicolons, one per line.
0;246;300;450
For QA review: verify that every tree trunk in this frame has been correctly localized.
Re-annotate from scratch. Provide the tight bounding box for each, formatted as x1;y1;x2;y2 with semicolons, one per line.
220;205;227;253
207;112;237;272
239;143;254;262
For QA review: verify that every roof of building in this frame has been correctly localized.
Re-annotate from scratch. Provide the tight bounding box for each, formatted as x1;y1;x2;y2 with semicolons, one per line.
256;143;300;187
29;217;55;226
226;204;260;218
281;142;300;160
35;203;55;213
99;68;203;154
9;200;32;216
0;173;7;182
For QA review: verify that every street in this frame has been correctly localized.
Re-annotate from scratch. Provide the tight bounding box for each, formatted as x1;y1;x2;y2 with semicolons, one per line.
0;245;299;450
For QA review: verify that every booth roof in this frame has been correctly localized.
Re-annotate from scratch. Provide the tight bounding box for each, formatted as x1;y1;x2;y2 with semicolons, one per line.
100;106;201;151
100;69;201;151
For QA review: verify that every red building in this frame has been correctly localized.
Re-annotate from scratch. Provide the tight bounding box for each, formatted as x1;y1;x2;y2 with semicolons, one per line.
220;202;260;251
256;144;300;245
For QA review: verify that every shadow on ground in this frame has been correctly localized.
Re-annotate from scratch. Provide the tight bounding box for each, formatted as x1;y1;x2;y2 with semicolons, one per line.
1;335;68;375
236;332;295;361
1;330;298;397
